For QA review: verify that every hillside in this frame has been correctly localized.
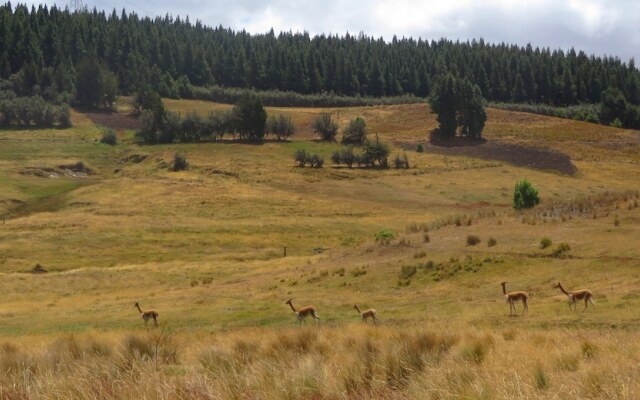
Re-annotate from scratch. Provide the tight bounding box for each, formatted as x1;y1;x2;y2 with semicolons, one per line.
0;101;640;398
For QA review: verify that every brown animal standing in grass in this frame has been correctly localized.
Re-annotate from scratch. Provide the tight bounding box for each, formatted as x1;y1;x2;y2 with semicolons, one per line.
501;282;529;316
285;298;320;325
134;302;159;328
554;282;594;311
354;304;378;324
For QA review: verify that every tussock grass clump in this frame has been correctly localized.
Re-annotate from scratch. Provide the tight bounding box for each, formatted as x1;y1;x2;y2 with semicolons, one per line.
413;250;427;259
556;353;580;372
535;365;549;390
399;265;417;279
551;242;571;257
460;334;494;364
522;190;640;221
466;235;481;246
540;237;552;249
581;340;597;359
487;237;497;247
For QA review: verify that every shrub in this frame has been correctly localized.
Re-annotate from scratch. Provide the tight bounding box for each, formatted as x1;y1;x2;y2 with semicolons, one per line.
231;93;267;141
513;179;540;209
362;139;390;168
552;243;571;257
374;229;395;245
100;127;117;145
341;116;367;144
311;113;338;141
295;149;323;168
172;153;188;171
466;235;481;246
294;149;308;167
423;233;430;243
399;265;417;279
266;114;296;140
614;216;620;226
416;143;424;153
331;145;357;167
540;237;552;249
487;237;497;247
309;154;324;168
610;118;623;128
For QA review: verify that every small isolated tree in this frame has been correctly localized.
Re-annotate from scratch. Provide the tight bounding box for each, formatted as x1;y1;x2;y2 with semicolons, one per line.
231;93;267;141
311;113;338;141
266;114;296;140
513;179;540;209
429;74;486;139
362;138;390;168
341;116;367;144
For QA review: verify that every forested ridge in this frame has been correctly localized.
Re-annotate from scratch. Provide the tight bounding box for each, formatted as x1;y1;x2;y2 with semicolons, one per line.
1;2;640;107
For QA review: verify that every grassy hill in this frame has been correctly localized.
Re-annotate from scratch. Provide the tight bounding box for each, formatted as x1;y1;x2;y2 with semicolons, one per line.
0;99;639;398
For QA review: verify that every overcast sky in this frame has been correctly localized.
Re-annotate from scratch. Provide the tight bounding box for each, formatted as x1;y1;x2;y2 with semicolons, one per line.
27;0;640;63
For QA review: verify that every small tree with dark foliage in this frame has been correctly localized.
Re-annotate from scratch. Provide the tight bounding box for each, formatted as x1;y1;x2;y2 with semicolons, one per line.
341;116;367;144
231;93;267;141
513;179;540;209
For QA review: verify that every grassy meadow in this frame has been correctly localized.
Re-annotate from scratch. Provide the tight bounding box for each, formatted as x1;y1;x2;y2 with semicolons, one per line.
1;98;640;398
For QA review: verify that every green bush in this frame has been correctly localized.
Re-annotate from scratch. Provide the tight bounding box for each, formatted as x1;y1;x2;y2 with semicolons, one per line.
172;153;188;171
487;237;497;247
610;118;623;128
309;154;324;168
416;143;424;153
100;128;117;146
362;139;390;168
513;179;540;209
374;229;395;245
539;237;552;249
341;116;367;144
294;149;309;167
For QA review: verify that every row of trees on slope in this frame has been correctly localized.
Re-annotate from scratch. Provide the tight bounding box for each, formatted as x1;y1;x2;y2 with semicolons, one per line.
1;3;639;110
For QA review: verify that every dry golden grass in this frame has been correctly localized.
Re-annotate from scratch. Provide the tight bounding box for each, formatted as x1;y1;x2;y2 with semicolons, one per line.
1;99;640;398
1;325;639;399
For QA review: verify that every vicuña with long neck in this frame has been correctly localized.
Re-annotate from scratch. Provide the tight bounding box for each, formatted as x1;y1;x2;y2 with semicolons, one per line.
354;304;378;324
554;282;594;311
134;302;159;328
285;298;320;325
501;282;529;316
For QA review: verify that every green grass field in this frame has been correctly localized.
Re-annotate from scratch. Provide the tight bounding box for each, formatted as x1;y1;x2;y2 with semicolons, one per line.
1;99;639;398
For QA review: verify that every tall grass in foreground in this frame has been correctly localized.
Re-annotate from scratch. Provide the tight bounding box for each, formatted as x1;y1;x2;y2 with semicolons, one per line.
0;325;639;399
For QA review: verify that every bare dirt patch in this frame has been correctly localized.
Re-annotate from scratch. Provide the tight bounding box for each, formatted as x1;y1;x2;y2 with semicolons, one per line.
20;162;94;178
83;111;141;131
426;139;577;175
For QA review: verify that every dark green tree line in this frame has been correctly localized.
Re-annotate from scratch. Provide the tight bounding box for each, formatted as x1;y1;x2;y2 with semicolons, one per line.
1;2;639;110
